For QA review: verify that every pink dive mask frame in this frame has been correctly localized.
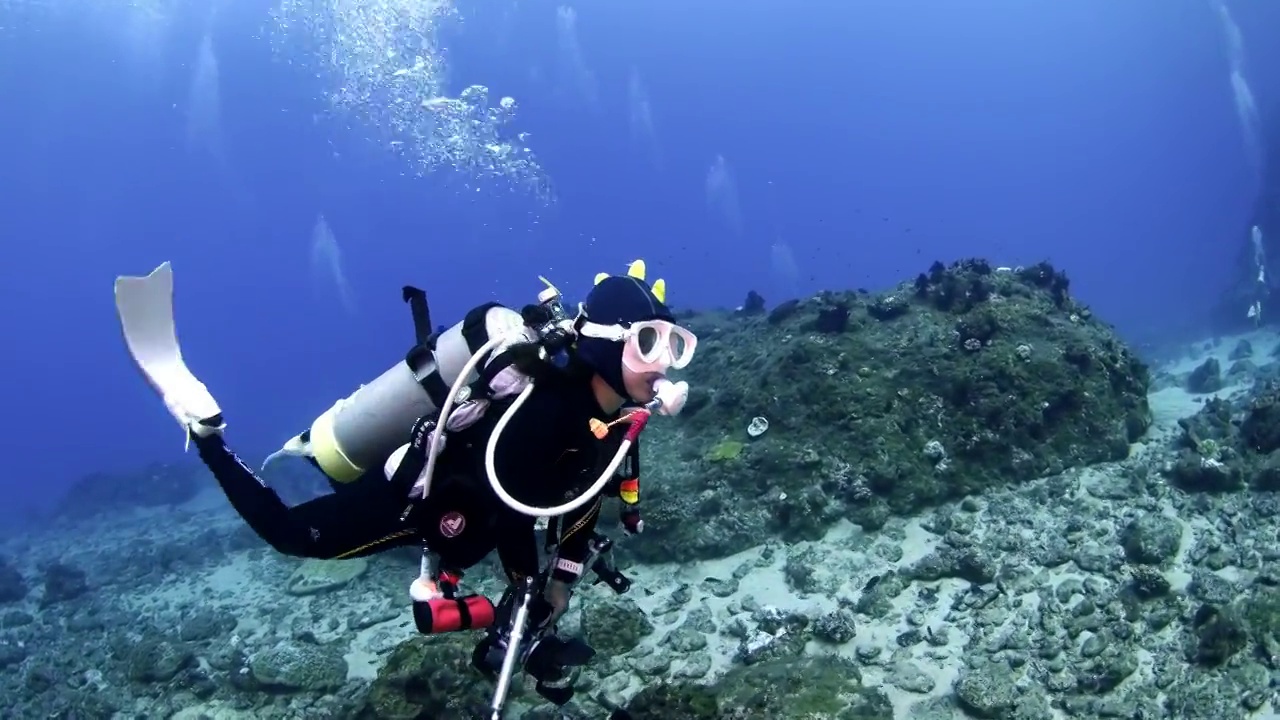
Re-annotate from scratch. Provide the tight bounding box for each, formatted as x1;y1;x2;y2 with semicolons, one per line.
578;318;698;374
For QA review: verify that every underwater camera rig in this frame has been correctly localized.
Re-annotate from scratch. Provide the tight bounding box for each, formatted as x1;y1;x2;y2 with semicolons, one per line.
472;533;632;720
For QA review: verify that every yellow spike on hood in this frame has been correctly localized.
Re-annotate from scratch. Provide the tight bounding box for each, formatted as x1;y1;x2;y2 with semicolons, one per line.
626;259;647;281
651;278;666;303
591;260;667;304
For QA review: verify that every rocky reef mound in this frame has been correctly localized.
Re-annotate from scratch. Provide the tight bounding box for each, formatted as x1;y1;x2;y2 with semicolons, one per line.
639;259;1151;562
21;272;1280;720
1168;373;1280;493
620;655;892;719
53;462;205;520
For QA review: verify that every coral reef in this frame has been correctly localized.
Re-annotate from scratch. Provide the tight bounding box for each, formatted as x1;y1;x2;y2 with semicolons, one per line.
12;261;1280;720
640;259;1150;561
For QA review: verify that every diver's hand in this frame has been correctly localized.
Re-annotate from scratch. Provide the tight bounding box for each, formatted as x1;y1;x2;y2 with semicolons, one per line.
544;579;572;626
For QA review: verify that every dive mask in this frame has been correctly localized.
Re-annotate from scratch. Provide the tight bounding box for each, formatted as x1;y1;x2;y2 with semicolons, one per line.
579;318;698;374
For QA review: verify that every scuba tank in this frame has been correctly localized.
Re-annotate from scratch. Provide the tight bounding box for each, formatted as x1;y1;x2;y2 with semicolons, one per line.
263;286;544;484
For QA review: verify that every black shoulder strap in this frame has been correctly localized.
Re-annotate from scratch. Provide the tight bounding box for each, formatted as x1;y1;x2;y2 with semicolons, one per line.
454;303;512;401
408;302;514;407
402;286;433;346
403;287;444;404
460;302;504;354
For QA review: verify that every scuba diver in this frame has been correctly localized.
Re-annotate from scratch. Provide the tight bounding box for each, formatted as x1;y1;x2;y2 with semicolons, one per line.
113;259;695;715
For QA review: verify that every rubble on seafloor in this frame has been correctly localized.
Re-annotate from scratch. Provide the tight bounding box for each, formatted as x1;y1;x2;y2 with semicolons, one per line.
5;259;1280;719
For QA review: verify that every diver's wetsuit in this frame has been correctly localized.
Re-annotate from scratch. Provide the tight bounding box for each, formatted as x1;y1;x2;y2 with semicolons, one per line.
194;369;622;583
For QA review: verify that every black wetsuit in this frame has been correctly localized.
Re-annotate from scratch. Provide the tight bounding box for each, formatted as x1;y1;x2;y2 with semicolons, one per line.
195;370;625;585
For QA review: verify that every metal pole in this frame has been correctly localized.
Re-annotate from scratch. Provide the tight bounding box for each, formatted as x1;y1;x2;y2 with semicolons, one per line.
489;580;535;719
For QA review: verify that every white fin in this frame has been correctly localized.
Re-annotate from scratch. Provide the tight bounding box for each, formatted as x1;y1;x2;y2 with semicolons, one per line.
263;434;311;471
114;262;222;446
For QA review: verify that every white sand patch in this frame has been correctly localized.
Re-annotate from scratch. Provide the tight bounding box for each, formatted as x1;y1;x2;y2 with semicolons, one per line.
120;547;420;685
1159;328;1278;375
1147;386;1211;432
346;607;418;680
583;517;958;716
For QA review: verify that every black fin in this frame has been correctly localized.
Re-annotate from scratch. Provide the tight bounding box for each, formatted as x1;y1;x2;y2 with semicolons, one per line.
535;680;575;705
558;637;595;666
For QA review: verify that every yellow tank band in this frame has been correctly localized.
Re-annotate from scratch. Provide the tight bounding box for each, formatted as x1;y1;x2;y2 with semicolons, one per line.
309;404;363;483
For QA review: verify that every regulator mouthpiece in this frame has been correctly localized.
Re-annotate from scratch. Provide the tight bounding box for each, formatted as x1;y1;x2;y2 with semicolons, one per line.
651;378;689;416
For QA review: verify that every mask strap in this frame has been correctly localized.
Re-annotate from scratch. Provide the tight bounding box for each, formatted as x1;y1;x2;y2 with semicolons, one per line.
578;321;629;343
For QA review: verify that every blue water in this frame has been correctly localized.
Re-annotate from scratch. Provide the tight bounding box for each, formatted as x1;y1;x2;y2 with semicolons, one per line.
0;0;1276;522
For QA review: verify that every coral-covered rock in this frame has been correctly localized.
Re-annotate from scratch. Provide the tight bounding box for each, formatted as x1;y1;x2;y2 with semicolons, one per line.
0;557;28;604
39;561;87;607
638;259;1150;561
361;635;495;719
619;655;891;720
54;461;205;519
